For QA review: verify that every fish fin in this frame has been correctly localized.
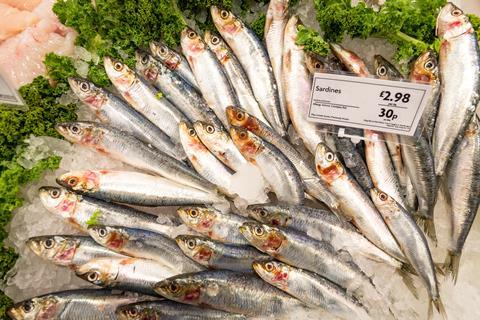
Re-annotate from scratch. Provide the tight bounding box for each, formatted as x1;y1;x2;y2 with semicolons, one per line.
398;265;419;299
415;216;437;245
443;251;462;284
429;297;448;320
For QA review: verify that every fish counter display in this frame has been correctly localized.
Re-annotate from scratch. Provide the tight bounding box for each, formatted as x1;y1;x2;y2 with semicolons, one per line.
1;0;480;320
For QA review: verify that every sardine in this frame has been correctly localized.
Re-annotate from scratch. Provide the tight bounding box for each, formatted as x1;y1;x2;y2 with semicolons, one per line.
68;77;176;154
211;7;286;136
180;28;238;128
88;225;204;273
433;3;480;175
56;170;226;207
265;0;290;128
330;44;370;77
230;126;305;204
253;260;371;320
176;207;250;245
443;117;480;282
175;235;270;272
154;270;306;317
38;186;179;235
75;257;177;295
315;143;405;261
56;121;218;194
8;289;146;320
204;31;269;125
149;40;199;90
26;235;125;268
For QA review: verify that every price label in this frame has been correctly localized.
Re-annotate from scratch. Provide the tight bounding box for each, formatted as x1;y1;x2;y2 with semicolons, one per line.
0;72;24;106
307;73;431;136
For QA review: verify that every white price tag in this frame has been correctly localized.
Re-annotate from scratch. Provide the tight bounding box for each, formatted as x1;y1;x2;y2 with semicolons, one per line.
307;73;432;136
0;72;24;106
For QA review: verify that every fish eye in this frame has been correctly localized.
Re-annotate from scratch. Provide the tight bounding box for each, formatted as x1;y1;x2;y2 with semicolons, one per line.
452;9;463;17
114;62;124;71
87;271;99;282
189;209;199;218
187;239;196;249
424;61;435;70
22;301;34;313
188;30;197;39
188;128;196;137
259;209;268;217
126;308;138;317
314;62;322;69
379;192;388;201
80;82;90;92
325;152;335;162
206;125;215;134
211;36;220;45
235;112;245;121
50;189;60;198
265;262;274;272
141;55;149;65
376;66;387;77
239;131;248;139
68;177;79;187
159;47;167;55
169;283;180;293
253;226;264;236
220;10;229;19
43;239;55;249
98;228;108;238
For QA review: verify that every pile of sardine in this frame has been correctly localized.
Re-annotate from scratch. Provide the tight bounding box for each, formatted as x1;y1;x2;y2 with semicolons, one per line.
7;2;479;320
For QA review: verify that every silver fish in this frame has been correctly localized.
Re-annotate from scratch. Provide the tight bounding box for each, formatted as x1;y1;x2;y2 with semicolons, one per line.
154;270;306;317
177;207;250;245
7;289;146;320
230;126;305;204
204;31;269;125
443;117;480;282
38;186;179;235
211;6;286;136
330;44;370;77
56;170;226;208
176;235;270;272
180;28;238;128
56;121;218;194
26;235;124;268
149;40;199;90
253;260;371;320
135;50;224;129
433;3;480;175
265;0;290;128
68;77;175;154
88;225;204;273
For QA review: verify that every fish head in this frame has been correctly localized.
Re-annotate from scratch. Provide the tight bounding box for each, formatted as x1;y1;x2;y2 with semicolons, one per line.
75;258;118;286
204;31;230;63
116;303;155;320
410;51;439;84
56;170;101;193
179;121;208;157
305;53;341;74
135;50;161;83
154;277;203;303
436;3;472;39
149;41;180;70
315;143;345;184
55;121;103;147
252;260;291;288
370;188;399;221
268;0;289;21
89;225;129;250
211;6;243;38
39;186;79;218
229;126;263;161
194;121;228;146
374;55;402;80
226;106;261;132
330;44;370;77
68;77;108;114
246;204;291;227
26;235;79;266
284;15;300;45
181;27;206;57
176;207;218;233
8;296;60;320
239;222;286;253
176;235;215;264
104;56;136;91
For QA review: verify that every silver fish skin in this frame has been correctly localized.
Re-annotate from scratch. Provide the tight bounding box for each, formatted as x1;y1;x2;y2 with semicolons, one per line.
246;203;402;269
330;43;371;77
434;3;480;175
103;56;189;150
175;235;270;272
265;0;290;128
177;207;251;245
7;289;146;320
211;7;286;136
149;40;199;90
371;188;445;318
282;15;329;153
38;186;179;235
231;127;305;204
226;106;339;209
56;170;226;208
135;50;224;129
194;121;248;172
253;260;372;320
315;143;405;261
26;235;125;268
181;28;239;128
364;130;406;208
68;77;176;154
444;117;480;282
76;257;177;295
116;301;247;320
56;121;218;194
400;134;438;243
239;222;379;299
154;270;306;317
179;122;234;194
204;31;269;125
88;225;204;273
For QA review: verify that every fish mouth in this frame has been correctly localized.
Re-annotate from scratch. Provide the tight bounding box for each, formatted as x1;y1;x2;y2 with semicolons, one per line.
25;238;42;255
54;123;69;136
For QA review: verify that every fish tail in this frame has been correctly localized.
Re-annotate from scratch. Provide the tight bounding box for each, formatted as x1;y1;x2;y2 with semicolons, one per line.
398;265;418;299
429;297;448;320
443;251;462;284
415;216;437;245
